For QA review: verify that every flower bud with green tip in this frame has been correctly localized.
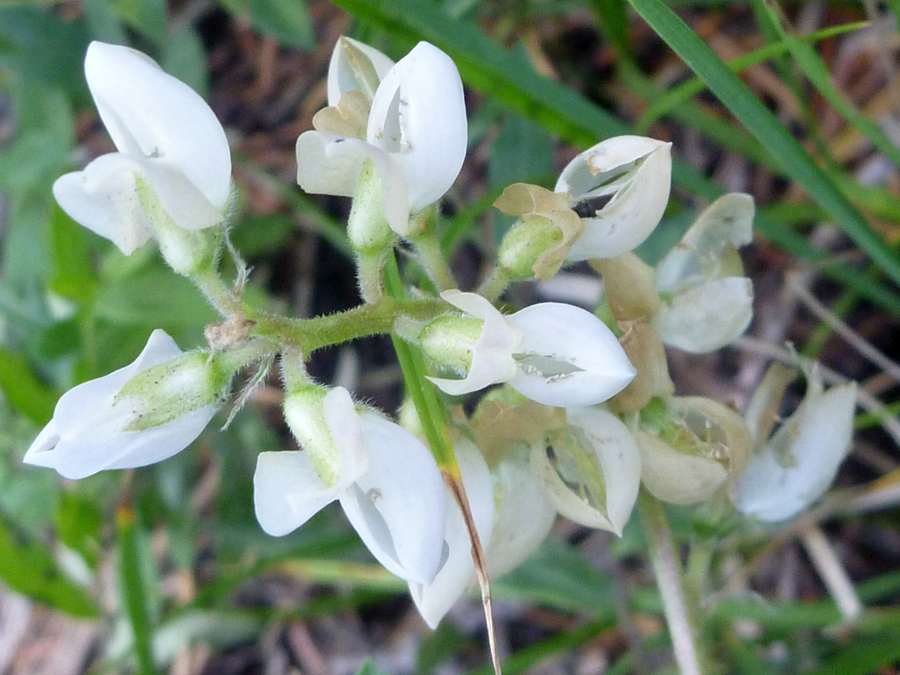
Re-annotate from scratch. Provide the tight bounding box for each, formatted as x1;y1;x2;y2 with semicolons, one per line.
494;183;582;281
422;290;636;408
24;330;221;479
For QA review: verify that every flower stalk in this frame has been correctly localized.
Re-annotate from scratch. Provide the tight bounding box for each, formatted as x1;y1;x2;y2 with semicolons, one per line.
638;491;707;675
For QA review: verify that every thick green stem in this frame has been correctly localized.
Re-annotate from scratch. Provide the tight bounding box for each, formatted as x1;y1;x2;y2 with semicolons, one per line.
638;492;706;675
192;266;243;318
252;298;446;354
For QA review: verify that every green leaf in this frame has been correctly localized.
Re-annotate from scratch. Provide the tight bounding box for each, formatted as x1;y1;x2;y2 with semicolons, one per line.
116;503;157;675
95;264;218;330
625;0;900;288
758;3;900;169
107;0;166;41
218;0;314;50
0;513;98;617
0;348;56;423
803;634;900;675
160;27;210;98
635;21;869;133
49;204;96;301
55;492;102;570
493;537;615;611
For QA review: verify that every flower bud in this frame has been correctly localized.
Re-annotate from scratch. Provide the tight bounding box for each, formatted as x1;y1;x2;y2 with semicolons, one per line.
497;216;563;280
23;330;219;479
494;183;582;281
426;290;636;408
637;396;752;504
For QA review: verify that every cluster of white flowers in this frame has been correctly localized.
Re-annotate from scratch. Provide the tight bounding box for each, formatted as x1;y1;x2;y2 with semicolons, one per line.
25;38;857;631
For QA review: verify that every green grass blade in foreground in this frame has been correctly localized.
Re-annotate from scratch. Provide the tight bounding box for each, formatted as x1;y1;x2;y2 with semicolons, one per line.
626;0;900;287
330;0;900;315
636;21;869;132
117;504;157;675
756;2;900;168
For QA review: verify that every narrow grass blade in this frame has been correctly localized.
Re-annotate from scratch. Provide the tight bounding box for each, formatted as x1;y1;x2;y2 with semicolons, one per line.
626;0;900;288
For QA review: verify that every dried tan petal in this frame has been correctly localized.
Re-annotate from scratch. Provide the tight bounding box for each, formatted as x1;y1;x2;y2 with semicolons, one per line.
312;90;371;140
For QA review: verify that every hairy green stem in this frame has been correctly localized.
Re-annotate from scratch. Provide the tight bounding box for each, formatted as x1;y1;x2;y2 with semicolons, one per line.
252;298;446;355
638;492;706;675
192;266;243;318
477;265;511;303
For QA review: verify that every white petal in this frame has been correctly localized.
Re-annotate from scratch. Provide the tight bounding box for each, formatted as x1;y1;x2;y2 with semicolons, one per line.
557;137;672;262
285;386;368;489
654;277;753;353
85;42;231;210
53;155;153;255
367;42;467;222
48;405;216;479
22;420;62;469
487;452;556;578
507;303;636;407
295;130;410;234
532;408;640;534
322;387;369;487
23;330;216;480
253;450;341;536
733;383;857;522
427;291;521;396
656;193;755;293
636;431;728;505
53;329;182;439
409;440;494;629
339;413;446;583
327;37;395;106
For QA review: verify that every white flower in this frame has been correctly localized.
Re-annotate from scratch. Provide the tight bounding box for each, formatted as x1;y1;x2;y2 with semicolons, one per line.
733;368;857;522
408;439;494;628
296;41;467;236
427;290;636;408
253;387;446;584
53;42;232;255
326;37;395;105
23;330;218;479
531;407;640;534
653;193;755;353
556;136;672;262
